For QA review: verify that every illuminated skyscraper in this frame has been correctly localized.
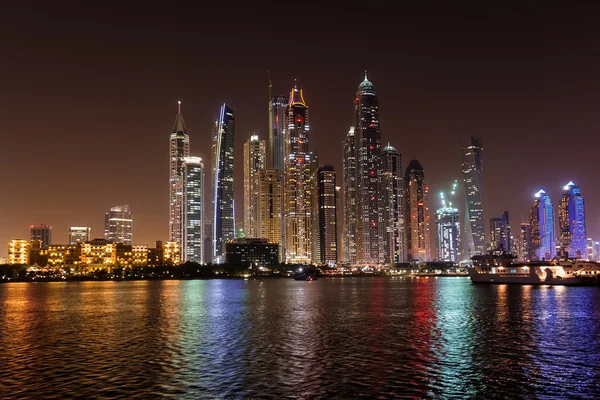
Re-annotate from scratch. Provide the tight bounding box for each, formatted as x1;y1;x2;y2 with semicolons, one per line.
404;159;430;262
183;157;204;263
558;181;586;258
284;83;312;264
461;136;486;258
69;227;91;244
104;205;133;245
436;207;460;263
30;224;52;248
530;190;555;260
257;169;283;255
211;104;236;264
311;165;338;265
169;101;190;246
489;212;511;252
244;135;266;238
342;126;358;264
381;144;405;264
520;222;533;261
354;72;383;265
269;94;288;172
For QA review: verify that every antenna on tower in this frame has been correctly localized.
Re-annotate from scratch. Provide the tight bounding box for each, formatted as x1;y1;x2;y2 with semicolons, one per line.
178;100;181;114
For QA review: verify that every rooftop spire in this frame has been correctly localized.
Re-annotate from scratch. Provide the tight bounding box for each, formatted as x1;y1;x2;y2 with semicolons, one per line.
178;100;181;114
172;101;188;134
365;70;368;80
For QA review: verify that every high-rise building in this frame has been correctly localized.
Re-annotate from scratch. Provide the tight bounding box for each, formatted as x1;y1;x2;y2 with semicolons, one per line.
169;101;190;247
354;72;383;266
436;206;461;263
381;144;405;264
8;240;30;265
404;159;430;262
558;181;586;258
30;224;52;248
269;95;288;172
284;83;312;264
183;157;204;264
489;212;511;252
69;227;91;244
104;205;133;245
244;135;266;238
530;190;555;260
520;222;533;261
311;165;338;265
342;126;358;264
586;238;595;261
211;104;235;264
257;169;283;255
461;136;486;258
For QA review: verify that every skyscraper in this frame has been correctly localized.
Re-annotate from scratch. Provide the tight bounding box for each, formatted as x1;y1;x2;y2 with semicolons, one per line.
530;190;555;260
489;212;511;252
257;169;283;255
558;181;586;258
284;83;312;264
461;136;486;258
211;104;235;264
69;227;91;244
183;157;204;263
381;144;405;264
342;126;358;265
169;101;190;247
104;205;133;245
30;224;52;248
404;159;430;262
520;222;533;261
244;135;266;238
311;165;338;265
354;72;383;266
269;95;288;172
436;206;460;263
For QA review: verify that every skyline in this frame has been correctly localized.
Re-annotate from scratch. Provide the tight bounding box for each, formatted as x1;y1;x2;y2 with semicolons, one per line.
2;5;600;257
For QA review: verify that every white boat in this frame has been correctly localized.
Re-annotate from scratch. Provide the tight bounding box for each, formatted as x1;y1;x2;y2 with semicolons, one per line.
466;253;600;286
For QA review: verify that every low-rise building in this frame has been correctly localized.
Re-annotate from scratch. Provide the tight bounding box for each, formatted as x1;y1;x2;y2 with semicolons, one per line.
225;238;279;266
8;240;30;265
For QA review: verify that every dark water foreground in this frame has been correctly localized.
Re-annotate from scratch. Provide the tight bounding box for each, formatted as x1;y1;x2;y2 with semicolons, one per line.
1;277;599;399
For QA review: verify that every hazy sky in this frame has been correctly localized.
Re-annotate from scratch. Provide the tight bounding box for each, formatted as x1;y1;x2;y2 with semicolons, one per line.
2;3;600;257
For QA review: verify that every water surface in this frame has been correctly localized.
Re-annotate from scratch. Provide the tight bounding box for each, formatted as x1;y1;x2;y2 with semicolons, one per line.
1;277;599;398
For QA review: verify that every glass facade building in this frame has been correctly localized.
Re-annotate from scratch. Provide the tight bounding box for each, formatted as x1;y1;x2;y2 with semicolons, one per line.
404;159;430;262
530;190;555;260
104;205;133;245
436;207;460;262
381;144;405;264
244;135;266;238
461;136;486;258
183;157;204;263
558;181;586;258
211;104;236;264
169;102;190;246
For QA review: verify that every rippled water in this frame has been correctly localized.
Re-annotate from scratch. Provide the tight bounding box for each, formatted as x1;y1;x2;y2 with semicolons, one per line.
1;277;599;399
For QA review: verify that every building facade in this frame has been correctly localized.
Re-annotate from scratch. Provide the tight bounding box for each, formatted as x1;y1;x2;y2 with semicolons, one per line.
225;238;279;266
489;212;511;252
30;224;52;249
520;222;533;261
404;159;430;262
211;104;236;264
269;95;288;172
530;190;555;260
381;144;405;264
244;135;266;238
311;165;338;265
461;136;486;258
284;84;312;264
8;240;30;265
354;73;384;266
104;205;133;245
435;206;460;262
69;227;91;244
558;181;586;258
183;157;204;263
342;126;357;264
169;101;190;246
257;169;283;258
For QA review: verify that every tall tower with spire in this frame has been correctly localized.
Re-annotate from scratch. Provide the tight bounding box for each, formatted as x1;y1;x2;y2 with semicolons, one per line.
169;101;190;246
284;82;312;264
354;71;384;266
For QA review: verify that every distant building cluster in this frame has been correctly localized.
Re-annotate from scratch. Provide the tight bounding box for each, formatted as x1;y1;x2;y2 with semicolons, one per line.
5;74;596;268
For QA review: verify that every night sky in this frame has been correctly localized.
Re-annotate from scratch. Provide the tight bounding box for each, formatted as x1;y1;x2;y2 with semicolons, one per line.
2;3;600;257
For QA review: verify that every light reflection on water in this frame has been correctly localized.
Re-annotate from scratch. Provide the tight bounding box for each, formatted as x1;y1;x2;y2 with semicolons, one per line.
1;278;599;398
